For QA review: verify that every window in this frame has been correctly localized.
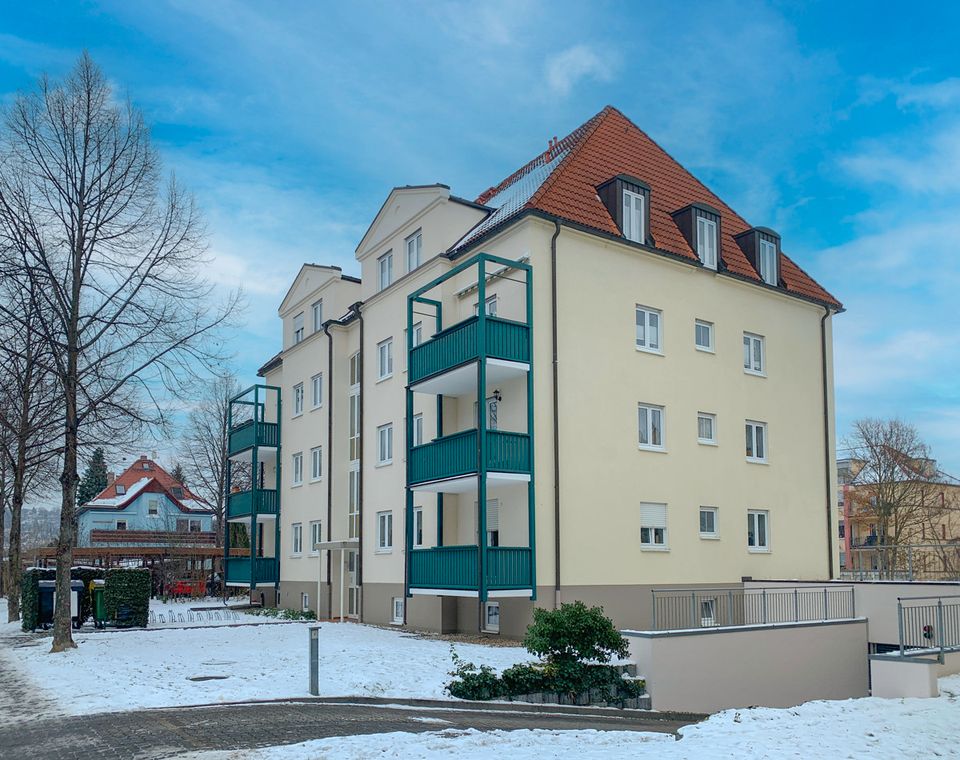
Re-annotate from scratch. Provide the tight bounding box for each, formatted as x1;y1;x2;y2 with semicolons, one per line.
745;421;767;463
413;506;423;548
292;523;303;555
293;383;304;415
171;486;183;498
411;322;423;348
293;312;304;344
483;601;501;633
623;189;645;243
377;338;393;380
116;520;127;531
349;392;360;461
189;519;201;532
413;414;424;447
474;295;498;317
292;452;303;485
697;412;717;445
311;373;323;408
141;461;151;470
311;446;323;481
377;424;393;465
147;499;159;516
378;251;393;290
477;498;500;547
700;599;717;626
349;351;360;387
115;484;126;496
377;511;393;552
301;592;310;611
638;403;665;450
392;597;405;624
405;229;422;271
748;509;770;551
635;306;662;353
310;520;322;553
312;300;323;332
743;333;765;375
640;502;668;549
699;507;719;538
758;239;778;285
348;468;359;538
695;320;714;352
697;216;718;270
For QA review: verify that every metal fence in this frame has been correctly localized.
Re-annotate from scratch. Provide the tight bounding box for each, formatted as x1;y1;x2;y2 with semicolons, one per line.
651;586;856;631
897;594;960;656
844;544;960;582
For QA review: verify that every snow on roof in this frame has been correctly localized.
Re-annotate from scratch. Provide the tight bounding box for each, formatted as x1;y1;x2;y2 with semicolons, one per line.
84;477;152;507
178;498;214;513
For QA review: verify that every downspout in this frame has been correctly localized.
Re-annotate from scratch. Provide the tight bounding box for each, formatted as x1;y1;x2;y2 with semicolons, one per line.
550;220;562;607
323;320;335;618
821;307;834;579
351;301;364;621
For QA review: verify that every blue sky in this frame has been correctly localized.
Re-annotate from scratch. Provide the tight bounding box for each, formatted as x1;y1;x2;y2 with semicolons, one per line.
2;1;959;473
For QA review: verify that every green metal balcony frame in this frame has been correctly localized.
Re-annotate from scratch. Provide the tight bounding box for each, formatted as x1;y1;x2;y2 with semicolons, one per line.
224;384;282;593
405;252;536;604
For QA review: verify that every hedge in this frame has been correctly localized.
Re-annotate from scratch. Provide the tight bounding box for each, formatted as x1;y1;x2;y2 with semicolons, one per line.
20;567;107;631
104;568;151;628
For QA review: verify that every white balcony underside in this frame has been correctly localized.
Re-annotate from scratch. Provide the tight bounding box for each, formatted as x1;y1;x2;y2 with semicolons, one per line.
410;471;530;494
226;513;277;524
228;446;278;464
409;588;533;599
410;358;528;397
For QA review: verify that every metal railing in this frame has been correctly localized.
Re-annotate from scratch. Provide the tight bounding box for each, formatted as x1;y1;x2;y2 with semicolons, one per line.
651;586;856;631
844;544;960;582
897;594;960;657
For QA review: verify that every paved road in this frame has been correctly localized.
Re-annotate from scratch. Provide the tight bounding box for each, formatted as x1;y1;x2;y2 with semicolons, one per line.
0;699;689;759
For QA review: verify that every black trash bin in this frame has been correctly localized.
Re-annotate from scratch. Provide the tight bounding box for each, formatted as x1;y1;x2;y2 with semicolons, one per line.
37;579;85;629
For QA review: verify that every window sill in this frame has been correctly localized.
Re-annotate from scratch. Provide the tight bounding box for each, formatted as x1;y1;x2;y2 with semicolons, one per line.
698;439;718;447
746;458;768;465
635;347;664;356
640;545;670;552
376;461;393;468
638;445;667;453
292;412;304;419
695;346;715;354
290;553;303;559
310;405;323;412
699;534;720;540
748;547;771;554
743;369;767;378
375;549;393;555
376;374;393;384
310;477;323;483
309;551;319;557
292;482;303;488
390;620;404;626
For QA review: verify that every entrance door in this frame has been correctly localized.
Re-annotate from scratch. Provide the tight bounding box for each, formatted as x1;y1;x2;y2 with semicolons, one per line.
346;550;360;618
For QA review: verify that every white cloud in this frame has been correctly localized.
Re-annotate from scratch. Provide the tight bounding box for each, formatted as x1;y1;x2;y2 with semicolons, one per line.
545;44;611;97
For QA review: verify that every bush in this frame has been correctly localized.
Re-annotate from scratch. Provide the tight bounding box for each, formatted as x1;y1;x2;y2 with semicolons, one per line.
500;662;548;696
104;568;151;627
247;607;317;621
523;601;629;668
446;646;502;700
20;569;51;631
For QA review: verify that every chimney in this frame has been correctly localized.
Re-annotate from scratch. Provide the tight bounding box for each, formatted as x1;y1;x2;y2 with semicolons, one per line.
106;472;116;485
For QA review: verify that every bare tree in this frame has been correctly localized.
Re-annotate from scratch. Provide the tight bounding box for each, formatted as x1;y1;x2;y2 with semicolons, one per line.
0;53;239;650
182;372;240;546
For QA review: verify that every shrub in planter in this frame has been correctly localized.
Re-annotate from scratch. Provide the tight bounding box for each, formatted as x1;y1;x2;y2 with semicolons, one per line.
104;568;151;627
446;647;502;700
500;662;549;697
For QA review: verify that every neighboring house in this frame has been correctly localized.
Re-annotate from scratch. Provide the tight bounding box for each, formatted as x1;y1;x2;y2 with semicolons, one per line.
78;455;214;547
224;105;843;636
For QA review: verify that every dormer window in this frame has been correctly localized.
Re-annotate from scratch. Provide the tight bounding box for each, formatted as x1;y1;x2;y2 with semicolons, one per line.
671;203;721;271
758;238;777;285
734;227;780;287
293;312;305;344
697;216;718;270
597;175;651;246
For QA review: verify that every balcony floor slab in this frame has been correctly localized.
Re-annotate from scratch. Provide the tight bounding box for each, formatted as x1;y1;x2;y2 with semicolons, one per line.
409;471;530;493
410;358;528;398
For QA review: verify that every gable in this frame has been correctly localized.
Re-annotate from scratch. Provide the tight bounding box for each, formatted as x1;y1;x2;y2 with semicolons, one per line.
278;264;343;317
355;185;452;259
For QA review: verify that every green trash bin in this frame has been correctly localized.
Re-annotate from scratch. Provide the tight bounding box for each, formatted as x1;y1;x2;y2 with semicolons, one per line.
91;580;107;629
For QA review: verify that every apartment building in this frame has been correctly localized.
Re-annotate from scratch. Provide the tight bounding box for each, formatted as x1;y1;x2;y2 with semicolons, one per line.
224;106;842;636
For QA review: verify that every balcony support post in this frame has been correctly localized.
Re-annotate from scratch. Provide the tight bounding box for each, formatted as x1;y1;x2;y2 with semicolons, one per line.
525;262;536;600
274;385;282;597
249;384;260;592
477;257;489;614
223;403;232;598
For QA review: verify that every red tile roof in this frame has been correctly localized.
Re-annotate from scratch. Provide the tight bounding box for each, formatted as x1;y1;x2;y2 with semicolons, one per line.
471;106;840;308
83;456;210;513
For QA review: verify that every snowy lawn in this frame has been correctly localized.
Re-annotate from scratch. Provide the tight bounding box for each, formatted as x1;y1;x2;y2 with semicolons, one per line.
0;596;528;715
179;675;960;759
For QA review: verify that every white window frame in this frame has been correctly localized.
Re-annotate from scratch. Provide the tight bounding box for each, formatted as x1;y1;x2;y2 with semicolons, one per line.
623;188;645;243
745;420;768;463
697;216;718;270
348;467;360;539
413;506;424;548
310;520;322;555
377;338;393;381
293;312;304;345
311;373;323;408
377;423;393;465
292;522;303;556
638;403;665;451
311;299;323;333
412;322;423;348
700;598;718;626
293;382;304;416
292;452;304;485
413;413;424;447
378;251;393;290
311;446;323;481
758;239;778;285
694;319;714;353
474;295;498;317
743;332;765;376
483;601;501;633
115;484;126;495
635;305;662;354
639;502;669;550
301;592;310;611
147;499;159;517
748;509;770;552
405;229;422;272
697;412;717;445
699;507;719;539
376;510;393;552
392;597;405;625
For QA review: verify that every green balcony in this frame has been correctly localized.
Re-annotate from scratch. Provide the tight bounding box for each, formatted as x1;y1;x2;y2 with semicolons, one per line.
409;315;530;387
226;489;279;520
228;420;280;456
409;545;533;591
225;556;279;586
408;429;531;487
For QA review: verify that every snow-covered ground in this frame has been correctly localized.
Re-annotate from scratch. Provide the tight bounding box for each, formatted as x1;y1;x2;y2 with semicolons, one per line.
0;597;528;715
181;675;960;759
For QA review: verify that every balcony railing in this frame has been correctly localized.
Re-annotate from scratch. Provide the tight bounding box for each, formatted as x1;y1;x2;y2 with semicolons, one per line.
409;315;530;386
226;489;279;520
225;556;279;586
228;420;279;456
88;530;217;546
409;545;533;591
408;429;531;486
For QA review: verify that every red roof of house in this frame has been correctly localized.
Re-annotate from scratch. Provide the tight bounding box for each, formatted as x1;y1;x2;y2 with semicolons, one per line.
470;106;839;308
82;456;211;514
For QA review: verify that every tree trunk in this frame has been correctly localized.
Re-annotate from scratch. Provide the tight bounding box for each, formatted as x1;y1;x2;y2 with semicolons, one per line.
6;459;25;622
0;464;6;599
